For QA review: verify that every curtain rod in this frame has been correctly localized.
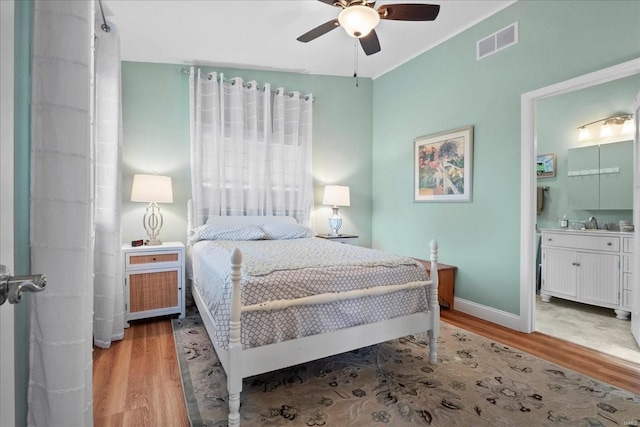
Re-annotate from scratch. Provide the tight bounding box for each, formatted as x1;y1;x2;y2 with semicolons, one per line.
181;68;315;102
97;0;111;33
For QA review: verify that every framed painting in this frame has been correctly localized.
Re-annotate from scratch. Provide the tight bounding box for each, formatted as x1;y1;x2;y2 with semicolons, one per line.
536;153;556;178
414;126;473;202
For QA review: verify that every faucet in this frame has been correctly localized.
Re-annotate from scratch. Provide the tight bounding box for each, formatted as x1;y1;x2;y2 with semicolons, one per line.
588;216;598;230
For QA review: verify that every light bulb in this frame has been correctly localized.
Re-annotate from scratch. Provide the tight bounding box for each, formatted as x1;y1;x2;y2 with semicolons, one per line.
599;122;612;138
578;126;591;141
621;117;634;135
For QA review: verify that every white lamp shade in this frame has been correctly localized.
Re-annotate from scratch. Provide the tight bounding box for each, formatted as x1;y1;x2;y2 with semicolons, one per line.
131;174;174;203
323;185;350;207
338;5;380;38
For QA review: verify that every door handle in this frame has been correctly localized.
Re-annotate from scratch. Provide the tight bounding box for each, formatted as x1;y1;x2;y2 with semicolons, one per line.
0;265;47;306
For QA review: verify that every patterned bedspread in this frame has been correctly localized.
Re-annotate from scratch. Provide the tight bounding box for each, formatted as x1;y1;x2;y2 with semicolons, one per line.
190;237;432;350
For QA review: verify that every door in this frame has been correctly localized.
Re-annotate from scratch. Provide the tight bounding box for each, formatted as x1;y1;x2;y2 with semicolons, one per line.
576;252;620;306
542;248;577;297
1;1;16;425
632;90;640;347
599;140;633;210
567;145;600;209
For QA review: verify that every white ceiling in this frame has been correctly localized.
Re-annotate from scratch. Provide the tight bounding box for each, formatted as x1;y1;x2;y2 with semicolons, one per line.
102;0;515;79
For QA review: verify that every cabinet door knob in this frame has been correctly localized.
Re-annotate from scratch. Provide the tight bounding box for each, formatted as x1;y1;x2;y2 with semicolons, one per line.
547;238;552;241
607;242;612;246
152;257;157;261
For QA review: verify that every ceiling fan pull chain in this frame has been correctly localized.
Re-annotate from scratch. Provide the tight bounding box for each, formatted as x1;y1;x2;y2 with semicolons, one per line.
353;38;359;87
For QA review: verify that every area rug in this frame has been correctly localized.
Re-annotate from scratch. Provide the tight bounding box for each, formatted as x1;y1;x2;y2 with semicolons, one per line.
173;306;640;427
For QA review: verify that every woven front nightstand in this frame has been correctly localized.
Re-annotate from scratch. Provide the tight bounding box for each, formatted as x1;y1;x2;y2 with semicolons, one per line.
122;242;185;326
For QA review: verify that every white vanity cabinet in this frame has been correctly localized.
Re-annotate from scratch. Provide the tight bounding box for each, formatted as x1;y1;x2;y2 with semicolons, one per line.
541;230;632;319
622;236;634;310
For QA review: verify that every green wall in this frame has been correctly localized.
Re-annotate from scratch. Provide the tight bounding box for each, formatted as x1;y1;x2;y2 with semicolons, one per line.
536;75;639;230
121;63;374;247
14;0;31;425
371;1;640;315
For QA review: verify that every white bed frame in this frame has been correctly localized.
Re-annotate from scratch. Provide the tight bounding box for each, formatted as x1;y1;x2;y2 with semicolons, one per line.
188;209;439;426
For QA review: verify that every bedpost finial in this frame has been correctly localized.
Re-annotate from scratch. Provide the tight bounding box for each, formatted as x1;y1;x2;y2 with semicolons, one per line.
231;248;242;265
430;239;438;263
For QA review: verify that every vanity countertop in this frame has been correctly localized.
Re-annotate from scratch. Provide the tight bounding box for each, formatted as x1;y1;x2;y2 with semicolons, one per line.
542;228;634;236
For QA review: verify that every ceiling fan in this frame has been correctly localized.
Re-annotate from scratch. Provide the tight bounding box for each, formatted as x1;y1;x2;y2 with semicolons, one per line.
297;0;441;56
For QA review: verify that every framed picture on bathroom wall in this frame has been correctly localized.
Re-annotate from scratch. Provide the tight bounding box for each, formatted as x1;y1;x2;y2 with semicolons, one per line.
414;125;473;202
536;153;556;178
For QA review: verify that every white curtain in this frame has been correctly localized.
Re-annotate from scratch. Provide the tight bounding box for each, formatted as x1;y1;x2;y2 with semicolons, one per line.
29;1;94;426
93;22;124;348
189;67;314;227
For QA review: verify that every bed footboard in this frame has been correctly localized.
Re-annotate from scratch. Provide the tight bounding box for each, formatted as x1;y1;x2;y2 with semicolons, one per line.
224;241;439;426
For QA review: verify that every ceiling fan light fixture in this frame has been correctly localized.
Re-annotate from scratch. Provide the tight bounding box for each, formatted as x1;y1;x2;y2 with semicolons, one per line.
338;5;380;38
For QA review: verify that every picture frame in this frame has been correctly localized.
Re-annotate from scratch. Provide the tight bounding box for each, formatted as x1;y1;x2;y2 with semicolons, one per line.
536;153;556;178
414;125;473;202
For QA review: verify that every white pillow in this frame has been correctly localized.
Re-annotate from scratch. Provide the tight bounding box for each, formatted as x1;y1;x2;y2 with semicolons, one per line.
188;224;266;245
260;223;316;240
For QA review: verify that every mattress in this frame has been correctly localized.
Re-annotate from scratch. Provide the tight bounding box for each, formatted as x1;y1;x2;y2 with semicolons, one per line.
190;237;432;350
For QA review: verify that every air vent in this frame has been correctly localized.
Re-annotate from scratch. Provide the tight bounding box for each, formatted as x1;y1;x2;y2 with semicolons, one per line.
477;22;518;60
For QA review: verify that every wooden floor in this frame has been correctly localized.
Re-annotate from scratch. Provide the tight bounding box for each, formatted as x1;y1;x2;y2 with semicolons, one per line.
93;310;640;426
93;318;189;427
441;310;640;395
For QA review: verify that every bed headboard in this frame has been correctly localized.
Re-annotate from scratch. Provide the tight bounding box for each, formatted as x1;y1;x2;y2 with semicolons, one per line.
206;215;297;226
187;199;297;234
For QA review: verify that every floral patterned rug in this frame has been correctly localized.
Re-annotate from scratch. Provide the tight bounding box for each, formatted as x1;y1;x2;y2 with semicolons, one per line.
173;305;640;427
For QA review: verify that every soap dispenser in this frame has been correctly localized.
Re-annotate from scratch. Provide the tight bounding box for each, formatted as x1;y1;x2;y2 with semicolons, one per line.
560;214;569;228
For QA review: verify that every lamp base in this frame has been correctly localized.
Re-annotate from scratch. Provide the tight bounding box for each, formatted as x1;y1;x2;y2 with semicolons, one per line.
328;207;342;237
143;202;164;246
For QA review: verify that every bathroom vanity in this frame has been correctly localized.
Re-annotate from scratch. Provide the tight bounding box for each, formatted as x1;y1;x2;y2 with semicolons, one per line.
541;229;633;319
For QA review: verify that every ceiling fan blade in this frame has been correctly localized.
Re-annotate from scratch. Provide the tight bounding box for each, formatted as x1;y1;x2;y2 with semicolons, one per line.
378;3;440;21
359;30;381;56
318;0;341;6
297;19;340;43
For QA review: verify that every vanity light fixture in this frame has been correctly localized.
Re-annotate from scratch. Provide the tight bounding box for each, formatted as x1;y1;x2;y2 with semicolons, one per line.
576;113;633;141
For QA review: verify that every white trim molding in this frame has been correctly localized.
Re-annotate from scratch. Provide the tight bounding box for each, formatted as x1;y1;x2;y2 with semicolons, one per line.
454;298;521;331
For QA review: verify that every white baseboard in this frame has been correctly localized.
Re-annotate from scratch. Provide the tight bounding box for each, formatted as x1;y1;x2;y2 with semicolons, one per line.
453;297;521;331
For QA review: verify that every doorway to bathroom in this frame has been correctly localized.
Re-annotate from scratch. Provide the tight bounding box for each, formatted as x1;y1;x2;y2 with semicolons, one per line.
519;58;640;363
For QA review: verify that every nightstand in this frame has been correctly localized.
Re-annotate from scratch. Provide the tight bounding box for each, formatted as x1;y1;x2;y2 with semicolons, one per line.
316;234;359;245
413;259;457;310
122;242;185;326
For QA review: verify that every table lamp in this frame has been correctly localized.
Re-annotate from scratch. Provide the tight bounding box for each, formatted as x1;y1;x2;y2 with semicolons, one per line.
322;185;350;236
131;174;173;245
